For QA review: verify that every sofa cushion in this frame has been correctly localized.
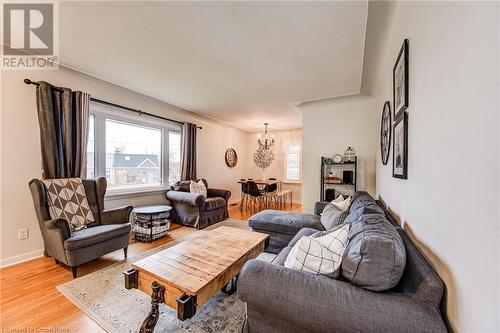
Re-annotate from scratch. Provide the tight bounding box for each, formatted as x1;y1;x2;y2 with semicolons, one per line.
190;180;207;198
249;210;324;236
288;227;319;248
284;224;349;278
342;213;406;291
42;178;95;231
320;203;350;230
331;195;351;211
172;179;208;192
64;223;131;250
272;246;292;266
204;197;226;211
345;204;385;224
348;191;379;212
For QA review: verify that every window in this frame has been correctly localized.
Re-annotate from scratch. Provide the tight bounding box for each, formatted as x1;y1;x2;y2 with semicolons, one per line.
285;144;301;182
86;103;182;193
168;132;181;185
105;119;162;190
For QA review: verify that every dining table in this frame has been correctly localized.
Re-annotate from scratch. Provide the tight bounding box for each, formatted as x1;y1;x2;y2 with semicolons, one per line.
238;179;291;211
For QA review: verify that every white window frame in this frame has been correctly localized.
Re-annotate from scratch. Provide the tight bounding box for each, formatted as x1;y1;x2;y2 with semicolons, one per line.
284;142;302;183
89;102;182;197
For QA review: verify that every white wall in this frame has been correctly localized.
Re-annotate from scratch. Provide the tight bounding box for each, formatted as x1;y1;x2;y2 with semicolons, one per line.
366;1;500;331
301;95;378;212
0;66;249;267
246;128;302;203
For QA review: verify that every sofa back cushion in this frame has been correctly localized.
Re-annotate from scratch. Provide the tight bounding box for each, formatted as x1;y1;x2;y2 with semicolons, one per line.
342;213;406;291
392;224;444;310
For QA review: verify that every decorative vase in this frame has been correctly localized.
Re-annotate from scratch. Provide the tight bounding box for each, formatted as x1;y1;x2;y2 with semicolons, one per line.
344;146;356;162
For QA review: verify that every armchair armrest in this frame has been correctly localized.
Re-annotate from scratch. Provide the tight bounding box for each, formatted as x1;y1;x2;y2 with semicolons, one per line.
166;190;205;208
44;218;71;241
207;188;231;201
314;201;329;215
101;206;133;225
238;260;446;333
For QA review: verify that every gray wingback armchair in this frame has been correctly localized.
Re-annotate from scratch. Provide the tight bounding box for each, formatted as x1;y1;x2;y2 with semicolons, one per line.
166;179;231;229
29;177;133;278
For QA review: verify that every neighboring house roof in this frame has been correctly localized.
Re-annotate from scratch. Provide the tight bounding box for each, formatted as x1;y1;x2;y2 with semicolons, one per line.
112;153;159;168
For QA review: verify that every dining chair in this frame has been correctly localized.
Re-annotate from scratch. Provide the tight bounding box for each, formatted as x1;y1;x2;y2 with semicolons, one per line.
246;181;265;211
265;178;278;208
240;179;249;211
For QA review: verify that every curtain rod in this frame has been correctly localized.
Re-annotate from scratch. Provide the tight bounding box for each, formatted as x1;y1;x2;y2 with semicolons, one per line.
23;79;202;129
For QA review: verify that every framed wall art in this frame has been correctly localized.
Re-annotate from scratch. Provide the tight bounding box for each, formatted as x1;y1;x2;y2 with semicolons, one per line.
393;39;409;118
393;112;408;179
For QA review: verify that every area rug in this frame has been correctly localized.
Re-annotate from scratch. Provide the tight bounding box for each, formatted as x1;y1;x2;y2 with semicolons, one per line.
57;219;275;333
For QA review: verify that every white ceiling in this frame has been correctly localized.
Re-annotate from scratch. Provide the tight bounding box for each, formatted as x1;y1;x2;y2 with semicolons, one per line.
58;1;368;132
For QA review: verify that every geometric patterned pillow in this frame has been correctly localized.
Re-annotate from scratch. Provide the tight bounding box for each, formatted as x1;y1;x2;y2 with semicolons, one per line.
41;178;95;232
284;224;350;278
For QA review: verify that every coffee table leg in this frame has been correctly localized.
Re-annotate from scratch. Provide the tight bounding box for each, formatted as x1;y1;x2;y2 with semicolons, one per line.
140;281;165;333
221;275;239;295
176;294;197;321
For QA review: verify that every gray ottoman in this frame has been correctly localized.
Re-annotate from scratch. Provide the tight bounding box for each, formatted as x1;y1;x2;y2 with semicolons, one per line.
248;210;324;253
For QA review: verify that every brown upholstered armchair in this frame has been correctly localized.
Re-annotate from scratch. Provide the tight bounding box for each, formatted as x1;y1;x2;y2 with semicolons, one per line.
166;179;231;229
29;177;132;278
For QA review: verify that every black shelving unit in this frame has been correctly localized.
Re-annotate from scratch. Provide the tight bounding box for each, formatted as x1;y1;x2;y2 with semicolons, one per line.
320;156;357;201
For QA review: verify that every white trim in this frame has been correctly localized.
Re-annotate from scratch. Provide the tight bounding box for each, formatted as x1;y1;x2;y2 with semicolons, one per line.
137;158;159;168
0;249;44;268
283;180;302;185
105;187;169;200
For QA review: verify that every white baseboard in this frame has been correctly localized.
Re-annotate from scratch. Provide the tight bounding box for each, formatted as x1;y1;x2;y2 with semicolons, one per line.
0;249;44;268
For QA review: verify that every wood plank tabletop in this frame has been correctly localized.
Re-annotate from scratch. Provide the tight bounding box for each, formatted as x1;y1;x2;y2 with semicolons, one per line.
132;226;268;299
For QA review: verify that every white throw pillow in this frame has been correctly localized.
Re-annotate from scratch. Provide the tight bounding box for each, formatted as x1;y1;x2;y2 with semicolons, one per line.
190;180;207;198
332;195;345;203
284;224;350;278
331;196;351;211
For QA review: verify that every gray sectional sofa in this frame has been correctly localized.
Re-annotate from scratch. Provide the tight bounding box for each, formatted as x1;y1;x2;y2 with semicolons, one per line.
240;192;448;332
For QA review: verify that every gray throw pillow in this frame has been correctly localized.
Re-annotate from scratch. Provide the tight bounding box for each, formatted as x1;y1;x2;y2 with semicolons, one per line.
320;204;350;230
341;214;406;291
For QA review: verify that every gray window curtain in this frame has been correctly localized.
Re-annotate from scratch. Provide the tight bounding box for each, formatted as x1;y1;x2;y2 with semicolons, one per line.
180;122;197;180
35;81;90;179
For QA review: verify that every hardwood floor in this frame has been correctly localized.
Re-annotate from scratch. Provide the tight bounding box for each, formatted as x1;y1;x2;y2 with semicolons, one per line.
0;202;301;332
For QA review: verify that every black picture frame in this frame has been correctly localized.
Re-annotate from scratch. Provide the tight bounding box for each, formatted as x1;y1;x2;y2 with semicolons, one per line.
380;101;392;165
392;112;408;179
393;39;409;119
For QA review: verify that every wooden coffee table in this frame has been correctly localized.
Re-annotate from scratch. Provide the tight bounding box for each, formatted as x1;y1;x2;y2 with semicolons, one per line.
123;226;269;332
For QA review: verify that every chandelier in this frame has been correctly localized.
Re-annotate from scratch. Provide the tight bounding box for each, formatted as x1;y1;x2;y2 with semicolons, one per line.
257;123;275;149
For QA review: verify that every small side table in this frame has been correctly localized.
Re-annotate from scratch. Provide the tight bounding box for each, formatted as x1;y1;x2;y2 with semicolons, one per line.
133;205;172;243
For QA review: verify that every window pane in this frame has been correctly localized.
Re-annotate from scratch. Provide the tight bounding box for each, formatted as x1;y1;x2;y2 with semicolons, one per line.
286;144;301;181
86;115;95;179
105;119;162;190
169;132;181;185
